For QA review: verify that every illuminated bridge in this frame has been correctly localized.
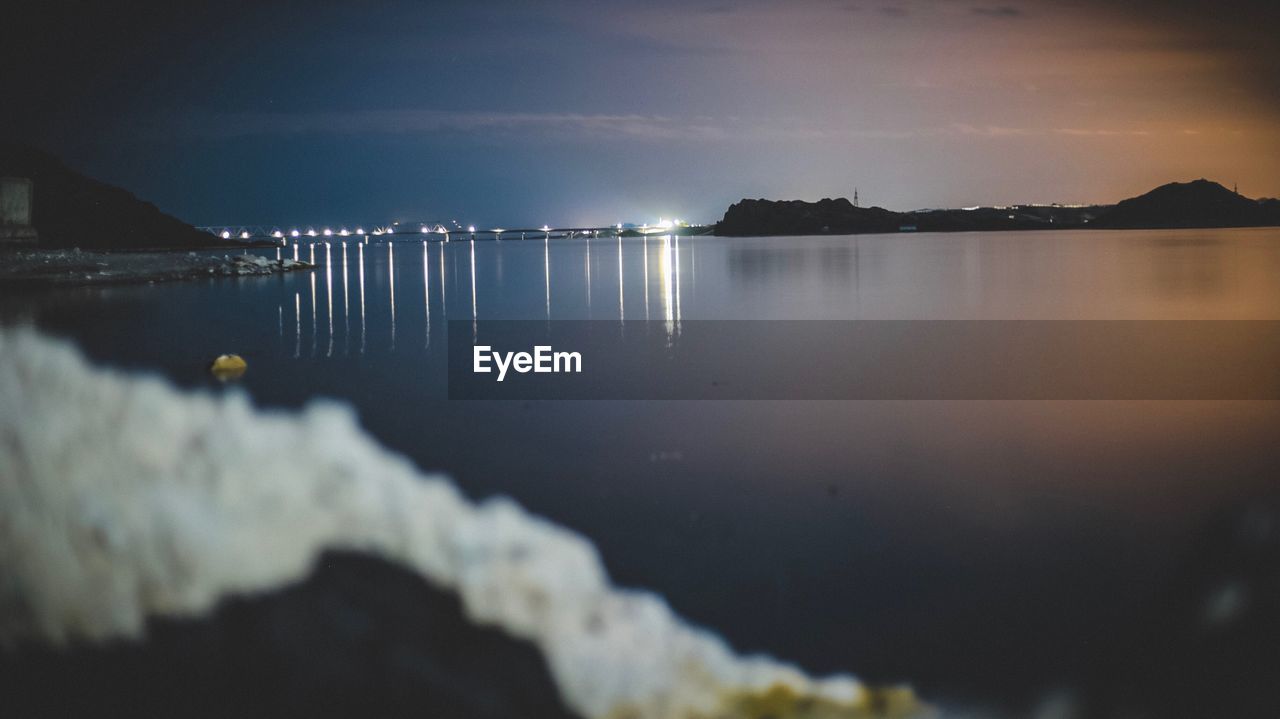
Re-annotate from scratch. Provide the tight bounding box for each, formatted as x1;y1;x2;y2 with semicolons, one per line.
196;220;710;242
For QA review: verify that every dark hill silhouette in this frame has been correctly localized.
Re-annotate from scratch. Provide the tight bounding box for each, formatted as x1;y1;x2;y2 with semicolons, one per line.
718;179;1280;236
0;145;220;250
1092;179;1279;229
718;198;903;236
718;197;1101;236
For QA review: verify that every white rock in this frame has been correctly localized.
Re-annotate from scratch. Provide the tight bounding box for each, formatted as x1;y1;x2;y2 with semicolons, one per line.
0;327;911;718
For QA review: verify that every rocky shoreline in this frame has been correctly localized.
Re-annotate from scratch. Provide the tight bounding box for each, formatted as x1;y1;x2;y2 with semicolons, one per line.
0;248;314;288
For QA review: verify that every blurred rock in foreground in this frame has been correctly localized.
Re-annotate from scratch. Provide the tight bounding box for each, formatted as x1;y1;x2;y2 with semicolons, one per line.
1;550;577;718
0;327;922;719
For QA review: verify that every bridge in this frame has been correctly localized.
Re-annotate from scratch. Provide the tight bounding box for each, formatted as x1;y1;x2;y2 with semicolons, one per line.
195;220;712;242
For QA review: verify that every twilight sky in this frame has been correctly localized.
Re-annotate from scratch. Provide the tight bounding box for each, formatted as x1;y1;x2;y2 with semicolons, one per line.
6;0;1279;227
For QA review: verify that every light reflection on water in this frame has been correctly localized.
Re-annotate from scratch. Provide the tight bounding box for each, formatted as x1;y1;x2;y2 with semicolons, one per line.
10;228;1280;712
226;229;1280;371
389;242;396;351
268;233;712;353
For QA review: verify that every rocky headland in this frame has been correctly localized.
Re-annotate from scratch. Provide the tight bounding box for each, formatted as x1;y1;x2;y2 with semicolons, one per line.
0;145;232;250
0;146;308;287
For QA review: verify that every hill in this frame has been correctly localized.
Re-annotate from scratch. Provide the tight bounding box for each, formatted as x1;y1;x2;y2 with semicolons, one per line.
0;145;221;250
1087;179;1279;229
718;198;903;236
717;180;1280;236
717;198;1102;236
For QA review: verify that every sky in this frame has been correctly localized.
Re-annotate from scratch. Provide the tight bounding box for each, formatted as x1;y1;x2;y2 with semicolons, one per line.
5;0;1279;227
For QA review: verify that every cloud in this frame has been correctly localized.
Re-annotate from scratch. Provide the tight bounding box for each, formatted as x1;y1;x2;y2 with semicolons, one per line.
950;124;1037;137
971;5;1021;17
1077;0;1280;118
1054;128;1152;137
153;110;724;141
151;110;1193;148
142;108;943;144
948;124;1174;139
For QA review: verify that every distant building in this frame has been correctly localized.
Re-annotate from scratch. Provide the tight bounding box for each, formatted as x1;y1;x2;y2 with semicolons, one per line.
0;177;38;245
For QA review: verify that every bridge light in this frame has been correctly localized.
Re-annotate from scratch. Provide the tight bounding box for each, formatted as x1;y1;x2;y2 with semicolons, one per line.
339;228;350;236
323;228;333;236
291;229;300;237
541;225;550;232
271;230;283;238
421;226;429;234
306;229;317;237
240;231;250;239
355;227;364;235
220;230;230;239
386;227;394;234
468;225;476;233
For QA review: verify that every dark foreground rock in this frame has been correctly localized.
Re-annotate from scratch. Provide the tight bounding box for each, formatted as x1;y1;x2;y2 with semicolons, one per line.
0;550;580;719
0;248;313;287
0;145;223;250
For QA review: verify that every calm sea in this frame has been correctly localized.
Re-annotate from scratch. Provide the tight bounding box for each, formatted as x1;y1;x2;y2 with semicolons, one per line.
11;228;1280;713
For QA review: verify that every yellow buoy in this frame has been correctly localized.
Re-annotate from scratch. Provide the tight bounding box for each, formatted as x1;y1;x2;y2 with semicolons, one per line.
209;354;247;381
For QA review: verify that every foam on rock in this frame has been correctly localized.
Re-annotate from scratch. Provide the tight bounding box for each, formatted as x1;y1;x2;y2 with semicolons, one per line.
0;327;927;719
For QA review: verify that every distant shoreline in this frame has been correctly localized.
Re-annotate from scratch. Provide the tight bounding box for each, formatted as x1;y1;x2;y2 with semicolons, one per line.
711;223;1280;239
714;179;1280;237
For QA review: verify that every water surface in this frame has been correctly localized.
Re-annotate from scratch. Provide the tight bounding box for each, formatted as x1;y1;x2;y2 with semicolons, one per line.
12;229;1280;713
